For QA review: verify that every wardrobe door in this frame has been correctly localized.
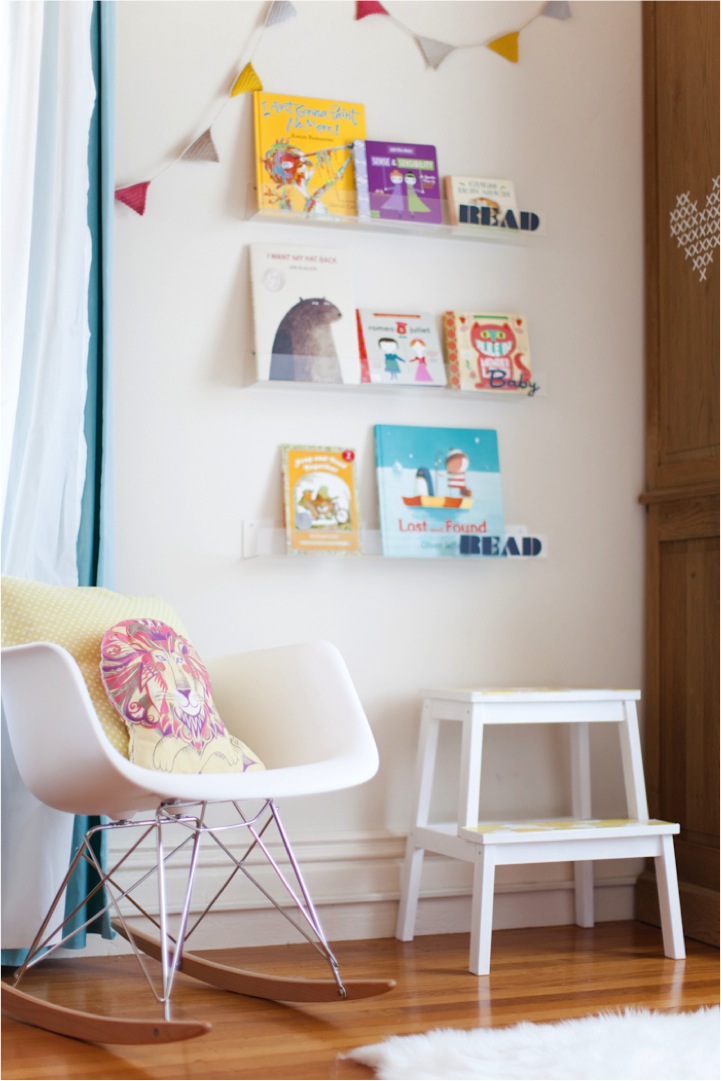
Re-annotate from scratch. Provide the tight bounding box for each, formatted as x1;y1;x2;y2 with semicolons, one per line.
639;1;719;946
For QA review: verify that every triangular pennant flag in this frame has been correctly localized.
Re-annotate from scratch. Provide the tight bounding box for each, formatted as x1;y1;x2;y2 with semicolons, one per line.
181;129;219;163
356;1;389;19
115;181;150;216
231;61;263;97
541;0;571;19
487;31;519;63
416;34;456;69
265;0;297;28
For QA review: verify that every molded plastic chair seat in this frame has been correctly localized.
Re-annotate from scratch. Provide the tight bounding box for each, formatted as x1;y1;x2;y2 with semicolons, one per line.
2;640;378;816
1;638;393;1043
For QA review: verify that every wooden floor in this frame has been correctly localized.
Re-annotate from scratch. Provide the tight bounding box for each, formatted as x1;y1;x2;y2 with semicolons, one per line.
2;921;719;1080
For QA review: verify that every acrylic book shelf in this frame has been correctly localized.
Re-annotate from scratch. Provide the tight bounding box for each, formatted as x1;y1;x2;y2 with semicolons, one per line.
241;521;546;560
243;357;547;398
246;187;545;243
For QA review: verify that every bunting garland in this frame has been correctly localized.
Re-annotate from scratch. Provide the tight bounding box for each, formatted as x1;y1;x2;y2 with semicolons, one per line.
181;129;220;163
115;0;570;217
114;0;297;215
487;32;520;65
355;0;571;69
115;181;150;216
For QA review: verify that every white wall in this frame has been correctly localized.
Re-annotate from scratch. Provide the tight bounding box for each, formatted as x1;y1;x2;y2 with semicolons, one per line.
112;0;645;942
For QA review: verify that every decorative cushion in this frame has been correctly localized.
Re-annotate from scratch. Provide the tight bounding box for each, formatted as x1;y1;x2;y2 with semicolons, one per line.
100;618;264;774
1;576;194;757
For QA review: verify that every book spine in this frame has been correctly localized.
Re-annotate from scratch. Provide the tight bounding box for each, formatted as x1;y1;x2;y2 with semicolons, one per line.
353;140;370;221
356;309;372;383
253;92;265;213
443;312;462;389
444;176;459;226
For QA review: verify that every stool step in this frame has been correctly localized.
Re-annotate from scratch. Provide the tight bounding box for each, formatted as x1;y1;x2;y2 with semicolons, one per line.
460;817;679;844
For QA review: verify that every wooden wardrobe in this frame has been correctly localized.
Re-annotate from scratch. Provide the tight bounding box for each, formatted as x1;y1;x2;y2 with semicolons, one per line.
638;1;719;946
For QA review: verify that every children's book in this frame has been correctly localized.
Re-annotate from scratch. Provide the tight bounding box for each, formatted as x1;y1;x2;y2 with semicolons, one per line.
353;141;442;224
282;445;361;554
443;311;535;394
374;424;505;558
250;243;362;384
356;310;447;386
254;92;366;218
444;176;518;227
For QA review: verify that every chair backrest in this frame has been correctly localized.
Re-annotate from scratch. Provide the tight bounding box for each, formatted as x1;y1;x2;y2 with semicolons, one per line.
2;641;160;817
2;639;379;819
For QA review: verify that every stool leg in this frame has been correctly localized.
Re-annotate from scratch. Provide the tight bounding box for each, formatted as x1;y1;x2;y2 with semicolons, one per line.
469;846;496;976
396;704;439;943
396;838;424;941
570;722;595;927
655;834;686;959
574;862;595;928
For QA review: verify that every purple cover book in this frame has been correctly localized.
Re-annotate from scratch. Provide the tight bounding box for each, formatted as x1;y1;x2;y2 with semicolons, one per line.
353;140;442;224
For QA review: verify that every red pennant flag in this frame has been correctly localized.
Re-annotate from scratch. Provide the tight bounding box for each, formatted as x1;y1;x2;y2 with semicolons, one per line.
115;181;150;216
356;1;389;19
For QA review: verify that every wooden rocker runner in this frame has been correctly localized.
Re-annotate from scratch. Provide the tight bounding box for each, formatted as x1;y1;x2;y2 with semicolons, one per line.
2;638;394;1043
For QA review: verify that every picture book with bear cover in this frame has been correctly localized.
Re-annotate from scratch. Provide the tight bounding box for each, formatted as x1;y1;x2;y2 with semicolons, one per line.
254;92;366;218
374;424;505;558
250;243;362;384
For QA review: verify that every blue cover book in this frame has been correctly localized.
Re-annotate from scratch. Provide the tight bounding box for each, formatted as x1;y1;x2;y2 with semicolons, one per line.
374;425;505;558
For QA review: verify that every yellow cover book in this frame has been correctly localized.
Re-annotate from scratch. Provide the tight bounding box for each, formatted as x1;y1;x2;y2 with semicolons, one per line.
254;92;366;218
282;445;361;554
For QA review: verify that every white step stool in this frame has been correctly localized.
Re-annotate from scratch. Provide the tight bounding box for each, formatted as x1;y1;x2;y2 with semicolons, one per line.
395;687;686;975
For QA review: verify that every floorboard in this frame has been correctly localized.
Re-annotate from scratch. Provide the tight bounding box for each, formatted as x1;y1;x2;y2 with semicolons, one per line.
2;922;719;1080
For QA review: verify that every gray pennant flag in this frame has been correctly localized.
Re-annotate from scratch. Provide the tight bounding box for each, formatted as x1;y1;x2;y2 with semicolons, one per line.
266;0;297;28
541;1;571;19
181;129;220;163
416;34;456;69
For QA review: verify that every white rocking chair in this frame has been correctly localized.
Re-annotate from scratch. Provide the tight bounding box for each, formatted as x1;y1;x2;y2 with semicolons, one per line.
1;638;393;1043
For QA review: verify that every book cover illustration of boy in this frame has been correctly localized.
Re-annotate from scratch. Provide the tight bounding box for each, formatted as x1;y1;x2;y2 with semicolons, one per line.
282;446;361;554
254;93;366;218
357;310;447;386
354;141;442;223
375;425;504;558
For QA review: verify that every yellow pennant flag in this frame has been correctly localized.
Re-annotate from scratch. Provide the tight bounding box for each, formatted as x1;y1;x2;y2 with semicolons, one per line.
487;31;519;64
231;62;263;97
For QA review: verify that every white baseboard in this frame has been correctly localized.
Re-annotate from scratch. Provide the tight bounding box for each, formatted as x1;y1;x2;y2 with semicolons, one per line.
68;827;640;957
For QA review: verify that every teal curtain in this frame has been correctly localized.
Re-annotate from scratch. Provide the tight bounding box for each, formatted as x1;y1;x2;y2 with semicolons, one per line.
64;0;117;948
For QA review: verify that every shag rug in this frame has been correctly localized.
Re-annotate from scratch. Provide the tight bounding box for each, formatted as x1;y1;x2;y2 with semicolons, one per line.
344;1006;720;1080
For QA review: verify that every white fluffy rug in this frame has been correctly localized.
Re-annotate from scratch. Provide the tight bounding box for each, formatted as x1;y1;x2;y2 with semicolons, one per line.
345;1006;720;1080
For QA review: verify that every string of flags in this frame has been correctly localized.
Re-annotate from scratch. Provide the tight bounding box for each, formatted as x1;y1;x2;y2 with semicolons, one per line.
115;0;571;216
356;0;571;68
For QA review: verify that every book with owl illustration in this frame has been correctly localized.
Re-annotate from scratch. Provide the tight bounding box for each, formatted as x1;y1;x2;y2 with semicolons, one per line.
250;243;362;384
443;311;536;394
353;140;442;224
282;445;361;554
374;424;505;558
254;92;366;218
444;176;518;227
356;309;447;386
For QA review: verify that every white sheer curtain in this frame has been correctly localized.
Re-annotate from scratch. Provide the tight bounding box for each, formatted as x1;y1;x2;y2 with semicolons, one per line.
1;0;96;949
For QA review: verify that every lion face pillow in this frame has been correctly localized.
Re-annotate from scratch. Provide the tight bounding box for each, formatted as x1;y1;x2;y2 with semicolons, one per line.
100;618;264;775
